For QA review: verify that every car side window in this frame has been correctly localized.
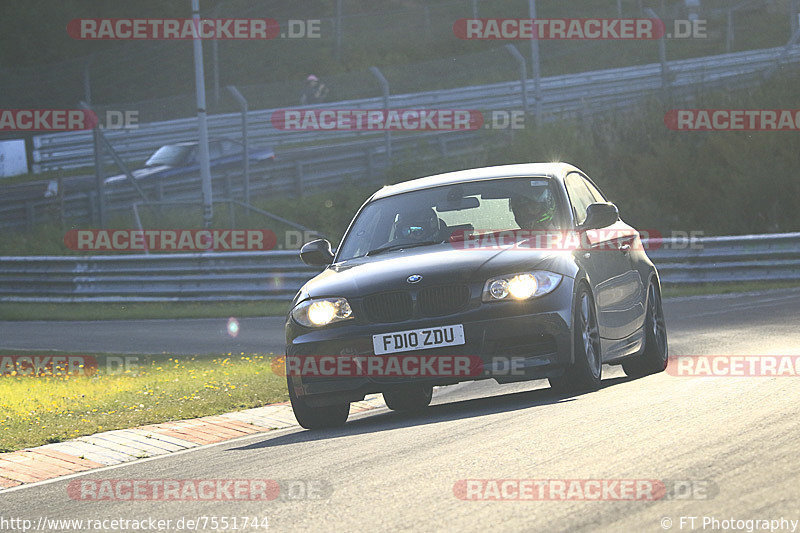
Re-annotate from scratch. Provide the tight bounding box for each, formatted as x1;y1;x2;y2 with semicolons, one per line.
581;176;607;204
208;141;223;160
564;172;596;226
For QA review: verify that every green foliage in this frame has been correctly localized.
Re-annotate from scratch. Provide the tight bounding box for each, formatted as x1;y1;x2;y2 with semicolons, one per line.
0;0;792;111
481;74;800;235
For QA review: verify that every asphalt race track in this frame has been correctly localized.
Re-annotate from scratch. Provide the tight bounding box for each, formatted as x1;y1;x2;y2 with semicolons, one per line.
1;288;799;532
0;316;288;356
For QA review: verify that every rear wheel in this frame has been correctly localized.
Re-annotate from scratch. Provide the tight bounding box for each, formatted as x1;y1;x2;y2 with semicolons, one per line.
287;376;350;429
549;286;602;393
622;281;668;377
383;384;433;412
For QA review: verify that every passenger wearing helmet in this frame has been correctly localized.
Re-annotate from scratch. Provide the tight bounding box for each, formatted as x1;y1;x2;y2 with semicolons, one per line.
509;189;558;230
393;207;441;242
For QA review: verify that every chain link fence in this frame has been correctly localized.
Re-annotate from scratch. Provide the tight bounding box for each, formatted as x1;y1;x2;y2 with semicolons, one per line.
2;0;796;121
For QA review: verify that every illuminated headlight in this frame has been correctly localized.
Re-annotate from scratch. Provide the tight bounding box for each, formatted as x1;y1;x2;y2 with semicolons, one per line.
291;298;353;328
482;271;562;302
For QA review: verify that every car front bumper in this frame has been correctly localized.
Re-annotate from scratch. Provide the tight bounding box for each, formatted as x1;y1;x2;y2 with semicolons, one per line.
285;277;575;406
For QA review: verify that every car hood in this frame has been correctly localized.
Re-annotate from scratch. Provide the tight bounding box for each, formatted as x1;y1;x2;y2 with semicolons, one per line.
104;165;171;184
297;243;575;301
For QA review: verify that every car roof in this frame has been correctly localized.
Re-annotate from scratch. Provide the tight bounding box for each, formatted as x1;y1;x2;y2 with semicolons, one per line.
370;163;580;200
165;142;198;147
165;139;226;148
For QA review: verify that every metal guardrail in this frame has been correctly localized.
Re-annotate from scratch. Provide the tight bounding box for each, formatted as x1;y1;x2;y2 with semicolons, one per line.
30;45;800;173
646;232;800;284
2;233;799;303
0;129;488;230
3;45;799;230
0;251;319;303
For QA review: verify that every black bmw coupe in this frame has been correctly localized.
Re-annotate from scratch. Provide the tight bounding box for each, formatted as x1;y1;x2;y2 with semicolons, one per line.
285;163;668;429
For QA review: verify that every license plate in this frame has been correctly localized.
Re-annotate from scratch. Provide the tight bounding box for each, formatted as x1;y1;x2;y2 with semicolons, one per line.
373;325;466;355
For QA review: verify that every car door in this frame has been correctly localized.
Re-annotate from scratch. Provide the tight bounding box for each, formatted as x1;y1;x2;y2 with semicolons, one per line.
581;174;645;346
565;172;640;356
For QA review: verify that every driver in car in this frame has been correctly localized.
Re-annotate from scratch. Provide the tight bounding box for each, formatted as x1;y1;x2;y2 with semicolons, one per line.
509;189;558;231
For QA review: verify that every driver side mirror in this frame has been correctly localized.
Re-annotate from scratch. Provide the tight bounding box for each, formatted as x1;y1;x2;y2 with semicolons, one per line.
581;202;619;230
300;239;334;266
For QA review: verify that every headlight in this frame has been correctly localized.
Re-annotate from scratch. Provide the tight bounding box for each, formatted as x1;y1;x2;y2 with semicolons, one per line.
482;271;562;302
291;297;353;327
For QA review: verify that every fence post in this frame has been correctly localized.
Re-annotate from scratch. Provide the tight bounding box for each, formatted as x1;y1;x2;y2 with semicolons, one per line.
792;0;799;36
58;176;65;231
25;202;35;231
191;0;213;229
224;171;232;200
504;44;529;115
88;191;98;225
369;66;392;159
645;8;671;98
226;85;250;204
91;128;107;227
528;0;543;124
295;161;304;197
335;0;343;62
212;39;220;105
83;61;107;228
424;5;431;39
365;148;374;180
726;9;734;53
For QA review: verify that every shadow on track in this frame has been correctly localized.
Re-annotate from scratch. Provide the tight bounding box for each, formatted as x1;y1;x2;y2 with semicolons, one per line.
232;375;632;450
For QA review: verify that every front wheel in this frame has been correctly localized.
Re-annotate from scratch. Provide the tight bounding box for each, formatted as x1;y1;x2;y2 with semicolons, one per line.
383;384;433;412
549;285;602;393
622;280;668;378
287;376;350;429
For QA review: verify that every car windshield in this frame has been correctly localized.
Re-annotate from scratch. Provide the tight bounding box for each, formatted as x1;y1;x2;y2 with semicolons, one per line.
145;145;194;167
337;177;563;261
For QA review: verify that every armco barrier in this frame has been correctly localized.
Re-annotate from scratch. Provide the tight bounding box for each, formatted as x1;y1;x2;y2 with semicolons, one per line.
646;232;800;284
1;129;487;231
1;233;798;303
4;45;799;230
30;46;800;173
0;251;319;303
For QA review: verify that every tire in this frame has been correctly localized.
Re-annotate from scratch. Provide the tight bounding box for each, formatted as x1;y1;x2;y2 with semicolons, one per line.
383;384;433;412
622;280;668;378
287;376;350;429
548;285;602;393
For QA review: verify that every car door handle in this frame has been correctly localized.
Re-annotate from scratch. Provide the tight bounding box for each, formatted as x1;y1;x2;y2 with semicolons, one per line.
619;243;631;254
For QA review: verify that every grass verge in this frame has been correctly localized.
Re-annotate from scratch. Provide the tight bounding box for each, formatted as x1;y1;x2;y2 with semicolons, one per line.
661;280;800;298
0;300;290;321
0;351;288;453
